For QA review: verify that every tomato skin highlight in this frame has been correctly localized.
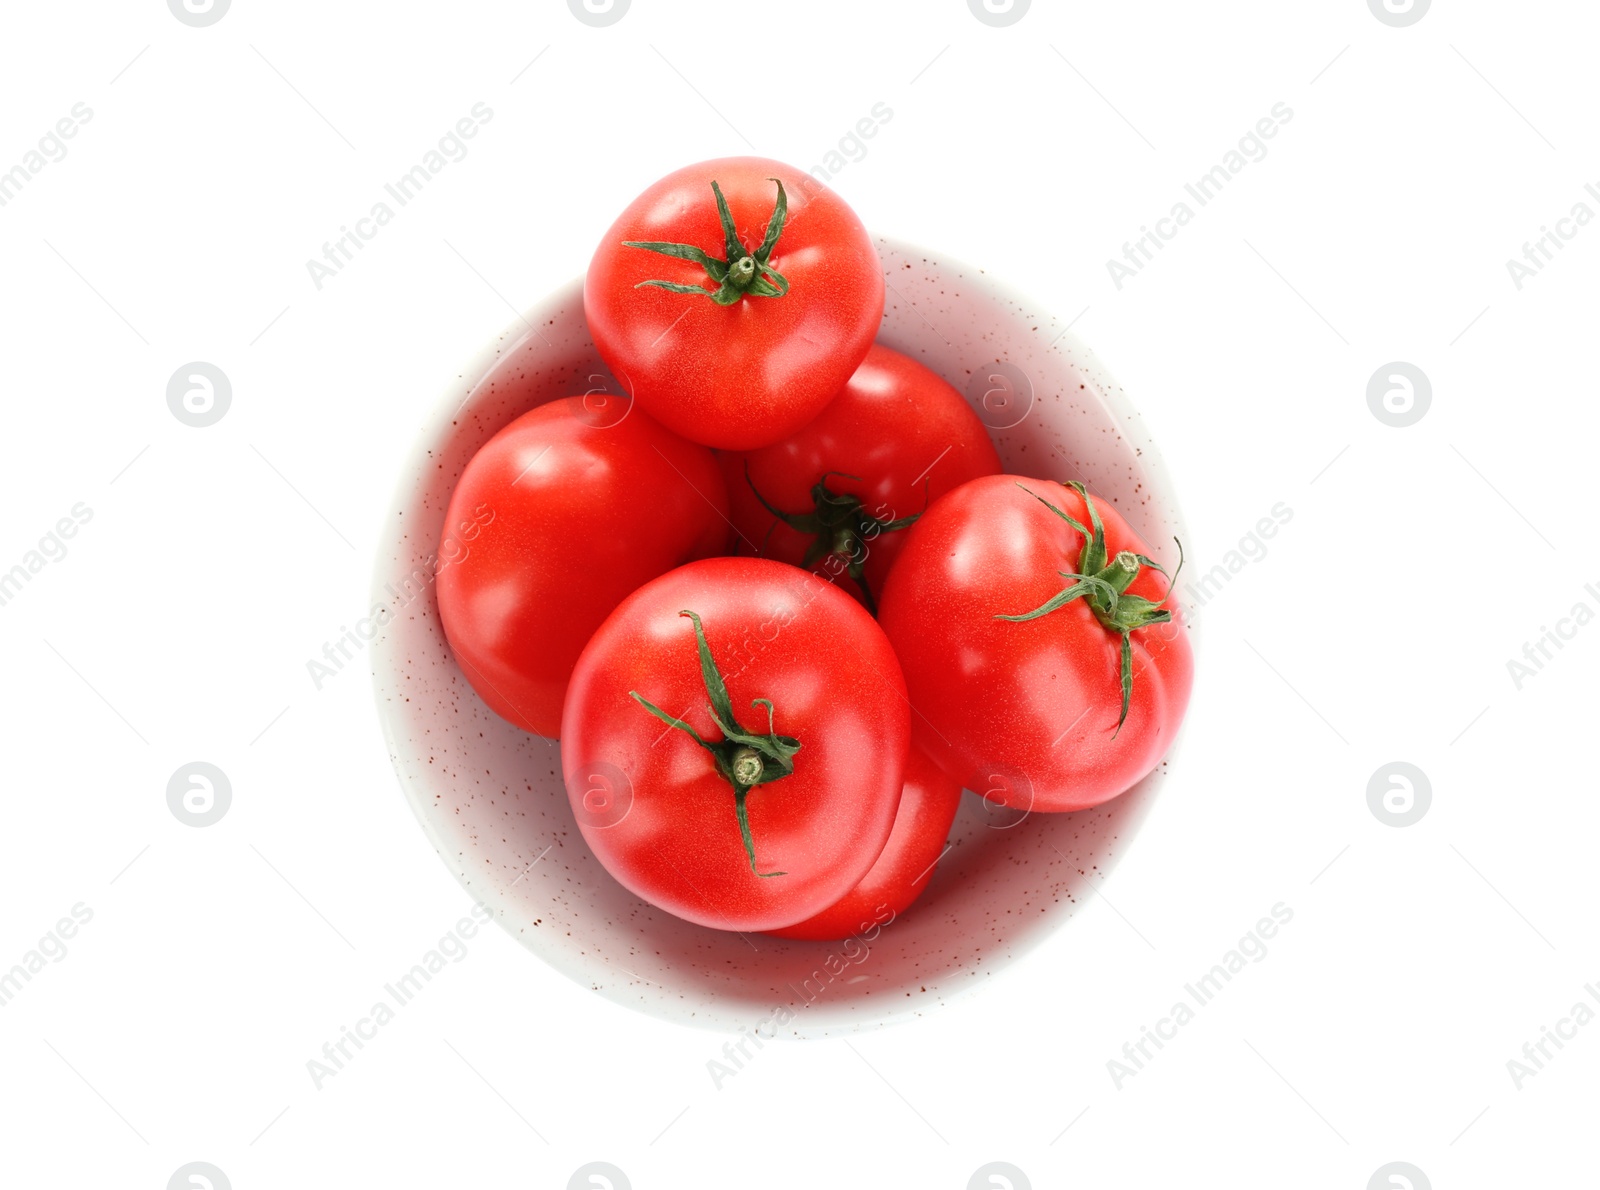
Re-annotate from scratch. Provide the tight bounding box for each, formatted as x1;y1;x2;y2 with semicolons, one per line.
584;157;884;451
561;557;910;933
720;343;1002;609
878;475;1194;812
766;745;962;941
435;398;729;739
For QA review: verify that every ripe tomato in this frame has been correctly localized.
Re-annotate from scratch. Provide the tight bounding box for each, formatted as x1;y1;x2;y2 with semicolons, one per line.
766;745;962;941
435;398;729;739
719;343;1002;613
878;475;1193;812
561;557;910;932
584;157;883;451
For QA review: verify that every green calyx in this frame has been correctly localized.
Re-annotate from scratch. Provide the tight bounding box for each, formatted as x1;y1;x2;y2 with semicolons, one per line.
623;179;791;306
996;481;1185;736
745;464;923;616
629;610;800;877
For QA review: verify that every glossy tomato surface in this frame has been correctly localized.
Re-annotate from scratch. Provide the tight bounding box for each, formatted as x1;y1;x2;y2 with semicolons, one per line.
766;745;962;941
561;557;910;932
585;157;883;450
435;398;728;738
720;343;1002;612
878;475;1193;812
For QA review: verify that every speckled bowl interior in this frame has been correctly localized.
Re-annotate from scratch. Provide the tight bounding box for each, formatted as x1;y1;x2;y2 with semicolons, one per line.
372;236;1191;1037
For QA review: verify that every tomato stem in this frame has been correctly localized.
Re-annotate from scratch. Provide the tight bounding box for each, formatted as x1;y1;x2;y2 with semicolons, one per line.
730;747;765;786
996;482;1185;736
744;463;925;616
623;179;792;307
629;610;799;877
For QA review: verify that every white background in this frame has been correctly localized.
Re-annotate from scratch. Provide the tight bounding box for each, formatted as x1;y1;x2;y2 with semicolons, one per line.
1;1;1595;1187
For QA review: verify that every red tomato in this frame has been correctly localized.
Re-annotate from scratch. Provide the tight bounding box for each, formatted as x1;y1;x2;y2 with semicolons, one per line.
719;343;1002;613
435;398;729;739
878;475;1193;812
584;157;883;451
766;745;962;941
561;557;910;932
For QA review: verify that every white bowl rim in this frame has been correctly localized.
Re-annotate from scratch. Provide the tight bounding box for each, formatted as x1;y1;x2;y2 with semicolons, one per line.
371;233;1195;1035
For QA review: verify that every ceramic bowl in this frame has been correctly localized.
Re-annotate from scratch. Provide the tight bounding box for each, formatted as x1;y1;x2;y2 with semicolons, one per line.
371;235;1191;1037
